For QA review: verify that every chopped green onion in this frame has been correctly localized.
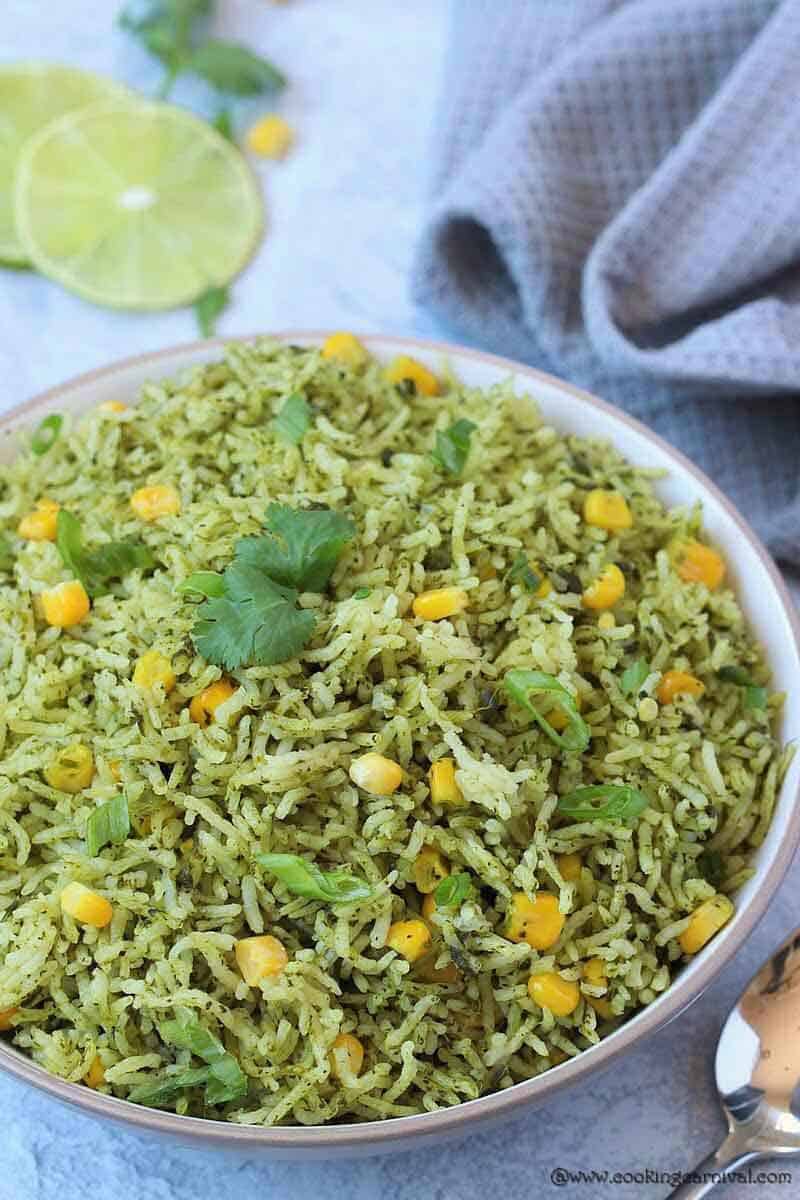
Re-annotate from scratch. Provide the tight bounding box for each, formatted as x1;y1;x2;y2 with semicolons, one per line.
160;1017;228;1064
353;587;371;599
745;685;767;711
177;571;226;599
256;852;373;903
717;665;751;686
507;554;542;594
503;669;590;753
620;658;649;697
31;413;63;456
557;784;649;825
128;1066;212;1107
433;872;471;908
431;418;477;477
156;1014;247;1105
273;392;312;445
85;795;130;857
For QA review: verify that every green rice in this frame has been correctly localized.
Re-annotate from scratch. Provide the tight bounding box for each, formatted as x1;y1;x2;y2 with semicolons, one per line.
0;339;789;1124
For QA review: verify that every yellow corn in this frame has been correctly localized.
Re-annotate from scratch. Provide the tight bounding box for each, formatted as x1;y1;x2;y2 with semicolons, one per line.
582;957;606;986
60;881;113;928
0;1007;17;1031
18;498;59;542
678;540;725;590
557;853;582;882
413;846;449;894
321;332;367;366
588;996;615;1020
45;743;94;793
528;972;581;1017
547;687;582;732
412;587;468;621
130;483;180;522
189;678;236;727
98;400;126;414
40;579;90;627
506;892;565;951
384;355;440;396
429;758;464;807
246;114;294;159
421;893;437;920
582;563;625;611
235;935;289;984
386;919;431;962
657;669;704;705
415;954;460;985
583;489;633;532
329;1032;364;1078
133;650;175;693
349;752;403;795
679;894;734;955
84;1055;106;1088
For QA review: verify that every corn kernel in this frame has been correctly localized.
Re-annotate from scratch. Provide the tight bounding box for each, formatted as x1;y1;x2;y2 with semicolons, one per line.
547;688;582;732
98;400;126;414
386;919;431;962
582;563;625;610
321;332;367;366
506;892;565;951
414;846;449;894
597;612;615;631
349;752;403;795
40;579;90;627
60;881;113;928
678;540;725;590
189;678;236;727
84;1055;105;1088
384;355;440;396
329;1032;364;1078
657;669;704;705
528;972;580;1016
582;957;606;986
414;954;460;984
429;758;464;807
412;587;468;621
45;743;94;793
583;489;633;532
18;498;59;541
679;894;734;955
557;853;582;882
421;893;437;920
130;483;180;522
246;114;294;159
235;935;289;984
133;650;175;693
0;1007;17;1031
587;996;615;1020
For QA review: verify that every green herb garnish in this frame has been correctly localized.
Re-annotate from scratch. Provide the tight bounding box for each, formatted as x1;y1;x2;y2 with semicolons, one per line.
256;853;373;903
745;685;768;711
128;1066;213;1107
211;107;234;140
503;669;590;753
85;795;131;857
273;393;312;446
353;587;371;600
507;554;542;594
177;571;226;598
193;285;229;338
557;784;649;825
56;510;154;597
717;666;751;686
188;39;286;95
697;848;724;889
237;505;355;592
718;665;768;710
431;418;477;477
130;1013;247;1107
31;413;63;456
433;872;472;909
620;658;649;697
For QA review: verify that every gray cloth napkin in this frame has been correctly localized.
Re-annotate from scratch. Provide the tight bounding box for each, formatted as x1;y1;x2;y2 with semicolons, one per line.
412;0;800;565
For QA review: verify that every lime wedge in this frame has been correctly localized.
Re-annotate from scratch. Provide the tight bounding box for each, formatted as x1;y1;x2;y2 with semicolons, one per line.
14;100;263;310
0;63;128;265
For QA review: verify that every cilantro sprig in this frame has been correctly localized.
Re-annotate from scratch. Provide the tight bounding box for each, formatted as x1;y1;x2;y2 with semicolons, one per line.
56;511;154;597
431;418;477;477
193;285;229;337
129;1012;247;1107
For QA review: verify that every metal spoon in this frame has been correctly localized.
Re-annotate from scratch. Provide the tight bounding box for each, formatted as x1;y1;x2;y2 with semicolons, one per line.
668;927;800;1198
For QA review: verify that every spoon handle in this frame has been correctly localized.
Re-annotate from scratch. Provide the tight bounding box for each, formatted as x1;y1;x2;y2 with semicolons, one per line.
666;1131;760;1199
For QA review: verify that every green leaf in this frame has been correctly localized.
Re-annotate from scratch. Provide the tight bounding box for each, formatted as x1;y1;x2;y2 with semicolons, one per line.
56;510;154;597
745;685;767;711
159;1014;247;1104
718;665;751;686
503;669;590;753
31;413;63;456
118;0;212;71
718;665;768;711
193;285;229;338
128;1065;212;1106
212;107;234;140
0;533;14;571
557;784;649;825
430;418;477;477
85;795;130;857
177;571;225;598
192;566;315;669
273;393;312;446
620;658;649;697
507;554;542;594
188;39;286;95
433;872;471;908
205;1053;248;1103
237;504;356;592
353;588;371;600
256;852;374;903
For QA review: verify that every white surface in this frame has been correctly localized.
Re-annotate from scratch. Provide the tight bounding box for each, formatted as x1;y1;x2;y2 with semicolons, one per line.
0;3;798;1199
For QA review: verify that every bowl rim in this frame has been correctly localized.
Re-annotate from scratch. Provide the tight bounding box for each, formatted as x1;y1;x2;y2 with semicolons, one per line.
1;330;799;1151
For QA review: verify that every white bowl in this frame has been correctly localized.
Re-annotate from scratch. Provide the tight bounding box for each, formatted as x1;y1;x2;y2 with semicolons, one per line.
1;333;798;1158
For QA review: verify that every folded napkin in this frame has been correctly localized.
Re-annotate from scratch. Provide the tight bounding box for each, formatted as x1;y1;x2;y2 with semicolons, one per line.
413;0;800;565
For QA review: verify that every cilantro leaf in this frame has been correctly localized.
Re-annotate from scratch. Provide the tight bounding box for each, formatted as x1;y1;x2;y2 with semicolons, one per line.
56;510;154;597
131;1013;247;1107
431;418;477;477
193;564;315;669
177;571;225;598
188;40;286;95
237;504;355;592
273;393;312;445
85;795;131;857
211;107;234;140
507;553;542;593
194;285;229;337
620;658;649;697
119;0;212;73
433;872;472;908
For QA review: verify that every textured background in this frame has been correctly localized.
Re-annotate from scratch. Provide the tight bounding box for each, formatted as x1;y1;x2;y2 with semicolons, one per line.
0;3;797;1197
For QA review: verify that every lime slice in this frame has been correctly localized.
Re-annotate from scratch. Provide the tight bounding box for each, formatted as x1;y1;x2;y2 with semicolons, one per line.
14;100;263;310
0;63;128;265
